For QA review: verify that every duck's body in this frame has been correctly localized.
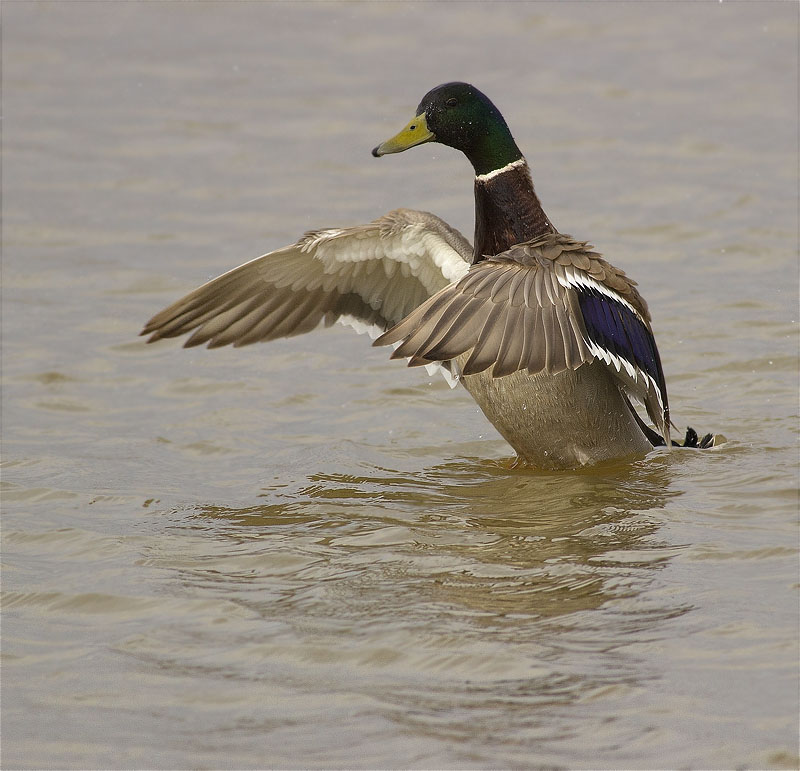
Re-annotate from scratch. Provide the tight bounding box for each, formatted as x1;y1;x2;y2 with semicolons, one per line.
142;82;713;468
462;363;652;468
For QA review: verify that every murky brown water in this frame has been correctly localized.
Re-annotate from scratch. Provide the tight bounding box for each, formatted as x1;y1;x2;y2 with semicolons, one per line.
3;3;798;769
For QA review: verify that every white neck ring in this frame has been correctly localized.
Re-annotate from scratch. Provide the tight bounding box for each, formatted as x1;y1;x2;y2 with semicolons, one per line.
475;158;526;183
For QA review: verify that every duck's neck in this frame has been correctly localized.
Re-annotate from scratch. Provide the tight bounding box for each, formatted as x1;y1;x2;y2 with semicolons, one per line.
472;158;556;262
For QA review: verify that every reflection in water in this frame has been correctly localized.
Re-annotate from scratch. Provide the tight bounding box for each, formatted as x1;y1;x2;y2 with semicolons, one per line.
193;454;682;619
142;457;685;649
125;457;693;765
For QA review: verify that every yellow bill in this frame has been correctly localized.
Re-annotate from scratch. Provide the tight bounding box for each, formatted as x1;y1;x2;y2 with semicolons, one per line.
372;112;434;157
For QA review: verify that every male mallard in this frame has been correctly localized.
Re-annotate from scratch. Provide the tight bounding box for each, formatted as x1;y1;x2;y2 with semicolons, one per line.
142;82;712;468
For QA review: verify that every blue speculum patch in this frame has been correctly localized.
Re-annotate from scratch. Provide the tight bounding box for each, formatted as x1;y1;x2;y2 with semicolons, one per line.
577;288;662;389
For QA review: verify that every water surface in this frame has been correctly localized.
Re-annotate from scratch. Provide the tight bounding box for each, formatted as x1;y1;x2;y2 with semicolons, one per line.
2;3;798;769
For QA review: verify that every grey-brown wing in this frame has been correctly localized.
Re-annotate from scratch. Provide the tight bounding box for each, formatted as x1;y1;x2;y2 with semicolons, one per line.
374;249;670;441
141;209;471;349
375;257;592;378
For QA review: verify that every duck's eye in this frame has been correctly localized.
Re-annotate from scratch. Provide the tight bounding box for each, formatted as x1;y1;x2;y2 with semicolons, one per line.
446;98;458;108
409;124;416;130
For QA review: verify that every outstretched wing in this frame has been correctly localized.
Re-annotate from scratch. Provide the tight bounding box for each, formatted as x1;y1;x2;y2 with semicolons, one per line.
141;209;471;349
375;233;670;442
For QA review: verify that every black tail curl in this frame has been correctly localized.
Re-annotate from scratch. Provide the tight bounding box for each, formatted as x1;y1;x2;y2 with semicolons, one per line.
674;426;715;449
628;405;715;449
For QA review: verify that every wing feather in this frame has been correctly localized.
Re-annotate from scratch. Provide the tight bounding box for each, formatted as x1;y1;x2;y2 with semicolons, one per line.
462;303;507;375
491;303;525;377
421;300;492;361
185;295;267;348
389;292;474;361
466;266;505;299
524;304;546;374
488;266;516;302
507;268;529;308
541;303;559;371
533;269;545;307
522;268;538;309
387;290;472;357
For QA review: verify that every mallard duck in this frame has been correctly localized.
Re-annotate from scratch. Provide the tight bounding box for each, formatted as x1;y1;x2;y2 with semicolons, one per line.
142;82;713;468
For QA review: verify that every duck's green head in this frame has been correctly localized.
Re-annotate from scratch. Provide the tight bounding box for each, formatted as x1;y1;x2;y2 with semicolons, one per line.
372;82;523;176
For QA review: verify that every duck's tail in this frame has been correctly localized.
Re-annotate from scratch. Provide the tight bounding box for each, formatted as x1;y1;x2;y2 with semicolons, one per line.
674;426;716;449
625;397;717;449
